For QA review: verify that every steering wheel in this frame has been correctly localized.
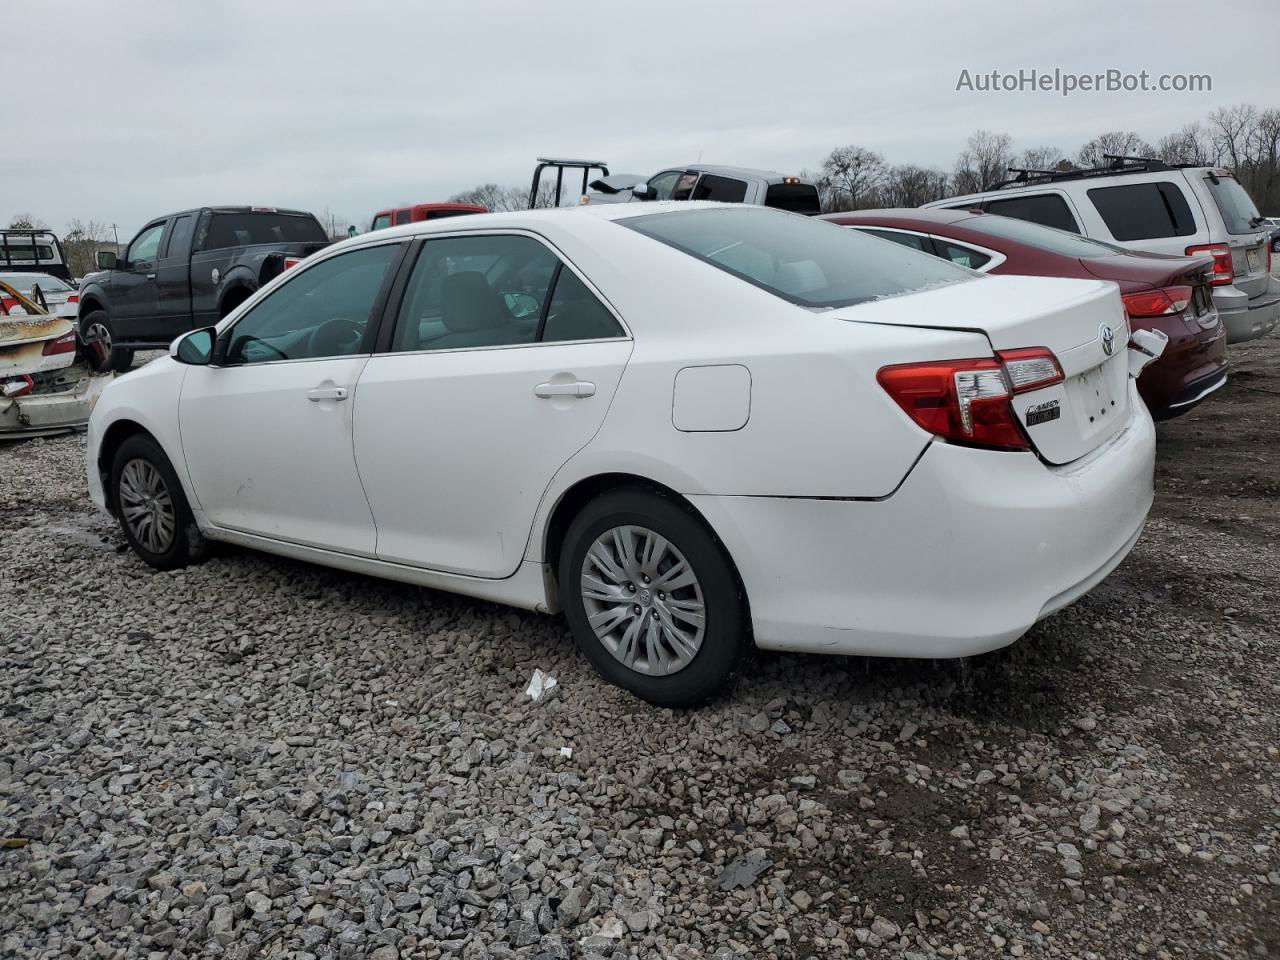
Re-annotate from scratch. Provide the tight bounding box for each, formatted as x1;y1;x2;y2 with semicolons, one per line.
308;317;364;357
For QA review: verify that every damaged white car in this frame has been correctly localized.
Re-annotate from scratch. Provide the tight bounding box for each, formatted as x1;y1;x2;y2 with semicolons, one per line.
0;279;110;438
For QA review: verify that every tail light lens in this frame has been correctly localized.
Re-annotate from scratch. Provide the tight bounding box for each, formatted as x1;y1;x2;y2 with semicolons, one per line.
1121;285;1193;318
877;348;1063;451
283;256;303;271
43;330;78;355
1;297;18;315
1185;243;1233;286
2;375;35;398
67;293;80;306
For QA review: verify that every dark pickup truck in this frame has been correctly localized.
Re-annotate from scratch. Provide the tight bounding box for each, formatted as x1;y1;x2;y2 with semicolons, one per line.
78;206;330;371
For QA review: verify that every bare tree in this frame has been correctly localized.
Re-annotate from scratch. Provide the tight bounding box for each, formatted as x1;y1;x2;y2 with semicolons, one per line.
1077;131;1156;168
63;219;114;278
953;130;1014;193
880;165;951;208
819;145;887;211
1013;145;1069;173
1206;104;1259;172
7;213;49;230
1155;122;1218;165
449;183;540;212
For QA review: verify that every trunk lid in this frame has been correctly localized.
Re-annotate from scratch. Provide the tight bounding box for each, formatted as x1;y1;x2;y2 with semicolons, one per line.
842;274;1132;465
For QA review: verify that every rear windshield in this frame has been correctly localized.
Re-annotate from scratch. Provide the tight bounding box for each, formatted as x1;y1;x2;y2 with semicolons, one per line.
955;214;1120;257
0;242;57;263
765;183;822;215
1204;175;1262;235
426;209;483;221
620;206;974;309
0;272;71;293
200;213;328;251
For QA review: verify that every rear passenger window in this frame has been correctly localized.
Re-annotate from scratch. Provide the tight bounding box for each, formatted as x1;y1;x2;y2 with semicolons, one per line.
692;175;748;204
541;270;624;342
938;241;991;270
862;228;930;253
1086;182;1196;241
984;194;1080;233
393;209;414;226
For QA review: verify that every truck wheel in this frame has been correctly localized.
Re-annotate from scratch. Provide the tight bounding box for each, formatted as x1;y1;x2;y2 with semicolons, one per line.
81;311;134;373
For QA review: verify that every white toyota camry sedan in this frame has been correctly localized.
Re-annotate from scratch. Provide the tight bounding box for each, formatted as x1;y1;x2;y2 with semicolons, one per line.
86;202;1156;707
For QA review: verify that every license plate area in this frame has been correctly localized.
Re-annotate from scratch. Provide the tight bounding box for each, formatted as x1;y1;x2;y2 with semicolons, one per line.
1073;363;1121;427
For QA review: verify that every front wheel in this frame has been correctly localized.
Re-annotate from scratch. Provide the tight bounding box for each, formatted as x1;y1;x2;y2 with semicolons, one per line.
81;310;133;373
110;434;201;570
559;488;747;707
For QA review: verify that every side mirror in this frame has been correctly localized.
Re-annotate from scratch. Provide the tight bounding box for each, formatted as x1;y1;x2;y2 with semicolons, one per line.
96;250;118;270
171;326;216;365
631;183;655;201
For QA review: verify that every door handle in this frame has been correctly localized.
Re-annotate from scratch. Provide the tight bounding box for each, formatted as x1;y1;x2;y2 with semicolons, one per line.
535;380;595;399
307;386;348;402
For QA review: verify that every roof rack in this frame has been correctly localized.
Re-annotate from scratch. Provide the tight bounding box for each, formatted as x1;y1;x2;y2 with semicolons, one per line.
989;154;1205;191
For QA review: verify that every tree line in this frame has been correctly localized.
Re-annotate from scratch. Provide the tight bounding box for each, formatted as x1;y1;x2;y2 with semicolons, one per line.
807;102;1280;214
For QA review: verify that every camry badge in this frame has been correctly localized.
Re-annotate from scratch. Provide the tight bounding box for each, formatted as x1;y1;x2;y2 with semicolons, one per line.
1100;323;1115;357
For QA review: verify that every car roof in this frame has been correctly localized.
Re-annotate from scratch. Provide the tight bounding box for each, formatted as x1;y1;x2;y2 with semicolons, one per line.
325;200;794;251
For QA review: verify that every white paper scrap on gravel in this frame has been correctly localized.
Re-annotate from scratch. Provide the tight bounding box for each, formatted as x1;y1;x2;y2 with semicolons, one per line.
524;669;559;701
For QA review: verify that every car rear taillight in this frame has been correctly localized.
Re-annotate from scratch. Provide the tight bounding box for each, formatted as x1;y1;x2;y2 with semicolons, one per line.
283;256;303;271
1185;243;1233;286
1;297;18;315
42;330;78;355
877;348;1063;451
1121;285;1193;318
67;293;80;306
2;375;34;398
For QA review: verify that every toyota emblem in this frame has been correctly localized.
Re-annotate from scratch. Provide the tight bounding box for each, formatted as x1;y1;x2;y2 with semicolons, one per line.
1100;323;1115;357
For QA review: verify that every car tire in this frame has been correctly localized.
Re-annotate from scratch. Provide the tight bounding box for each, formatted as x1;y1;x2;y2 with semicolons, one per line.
559;487;748;707
81;310;134;373
110;434;202;570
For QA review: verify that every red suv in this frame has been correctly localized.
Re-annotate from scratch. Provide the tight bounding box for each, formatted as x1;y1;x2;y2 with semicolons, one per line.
370;203;487;231
824;208;1227;420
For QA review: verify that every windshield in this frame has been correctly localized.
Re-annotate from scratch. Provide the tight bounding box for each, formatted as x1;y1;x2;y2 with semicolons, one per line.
0;272;71;293
620;206;974;308
1204;175;1263;235
955;213;1120;257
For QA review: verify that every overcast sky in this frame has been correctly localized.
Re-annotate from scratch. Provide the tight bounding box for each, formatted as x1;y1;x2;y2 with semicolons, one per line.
6;0;1278;238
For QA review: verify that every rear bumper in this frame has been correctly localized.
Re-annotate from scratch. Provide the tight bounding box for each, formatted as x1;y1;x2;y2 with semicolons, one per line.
0;372;109;439
690;382;1155;658
1136;313;1227;420
1216;277;1280;344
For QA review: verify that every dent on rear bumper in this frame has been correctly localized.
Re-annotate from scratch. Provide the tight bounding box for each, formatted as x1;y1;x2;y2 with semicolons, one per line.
691;386;1155;659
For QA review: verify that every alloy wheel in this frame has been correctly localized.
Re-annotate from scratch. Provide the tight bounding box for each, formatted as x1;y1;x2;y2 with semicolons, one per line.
119;458;176;554
580;524;706;676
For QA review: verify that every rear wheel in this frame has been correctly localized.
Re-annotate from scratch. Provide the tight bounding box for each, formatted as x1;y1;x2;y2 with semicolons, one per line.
110;434;201;570
81;310;133;373
559;488;747;707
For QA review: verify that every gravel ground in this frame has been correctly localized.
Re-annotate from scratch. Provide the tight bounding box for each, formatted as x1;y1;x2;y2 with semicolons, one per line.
2;337;1277;960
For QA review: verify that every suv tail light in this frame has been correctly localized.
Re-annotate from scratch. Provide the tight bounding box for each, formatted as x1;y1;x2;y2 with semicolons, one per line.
877;348;1063;451
1184;243;1233;286
1121;285;1193;318
42;330;78;355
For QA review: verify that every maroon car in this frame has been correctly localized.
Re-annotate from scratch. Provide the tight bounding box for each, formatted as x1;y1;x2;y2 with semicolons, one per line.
822;208;1227;420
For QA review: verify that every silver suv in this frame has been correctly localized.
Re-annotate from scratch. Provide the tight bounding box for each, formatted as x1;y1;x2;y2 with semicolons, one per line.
924;160;1279;343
